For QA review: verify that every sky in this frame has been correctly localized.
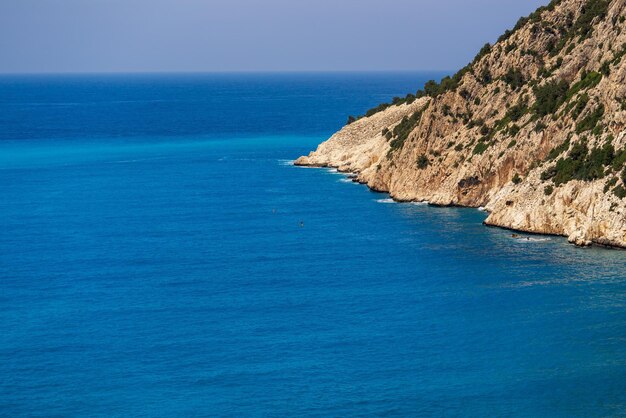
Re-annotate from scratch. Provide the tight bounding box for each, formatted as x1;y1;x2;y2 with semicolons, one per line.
0;0;548;73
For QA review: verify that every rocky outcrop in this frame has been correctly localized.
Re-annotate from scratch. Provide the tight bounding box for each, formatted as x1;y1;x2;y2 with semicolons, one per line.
297;0;626;248
294;99;428;182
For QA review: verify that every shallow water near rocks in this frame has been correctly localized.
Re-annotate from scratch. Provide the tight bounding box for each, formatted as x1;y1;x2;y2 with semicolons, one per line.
1;73;625;416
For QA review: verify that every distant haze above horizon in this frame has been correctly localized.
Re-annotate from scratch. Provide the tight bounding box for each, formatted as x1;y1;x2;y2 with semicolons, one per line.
1;0;548;74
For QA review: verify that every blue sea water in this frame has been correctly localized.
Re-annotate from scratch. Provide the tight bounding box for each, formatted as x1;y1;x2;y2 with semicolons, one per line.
1;73;625;417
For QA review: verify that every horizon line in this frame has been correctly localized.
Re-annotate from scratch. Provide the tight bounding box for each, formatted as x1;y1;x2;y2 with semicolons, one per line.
0;69;453;76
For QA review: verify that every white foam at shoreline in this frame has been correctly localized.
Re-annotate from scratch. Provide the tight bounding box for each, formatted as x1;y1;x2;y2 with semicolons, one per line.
511;236;552;243
375;198;430;205
325;168;348;175
278;159;295;166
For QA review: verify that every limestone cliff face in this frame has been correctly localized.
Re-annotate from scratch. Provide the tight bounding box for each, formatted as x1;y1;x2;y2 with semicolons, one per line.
296;0;626;248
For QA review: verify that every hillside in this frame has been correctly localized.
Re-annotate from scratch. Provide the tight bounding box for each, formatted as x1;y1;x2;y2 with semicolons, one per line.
296;0;626;248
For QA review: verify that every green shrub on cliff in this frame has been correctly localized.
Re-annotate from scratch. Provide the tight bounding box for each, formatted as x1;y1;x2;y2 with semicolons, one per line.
566;71;602;101
498;0;564;44
605;177;618;192
611;148;626;171
576;104;604;134
549;0;609;56
365;103;391;118
600;60;611;76
505;42;518;54
388;105;429;152
475;43;492;62
473;141;489;155
507;101;528;122
416;154;429;169
413;44;491;100
535;121;547;132
544;185;554;195
541;140;618;185
611;43;626;66
546;137;571;161
533;80;569;117
503;68;525;90
480;69;493;85
613;185;626;199
417;75;462;99
574;0;609;39
570;93;589;119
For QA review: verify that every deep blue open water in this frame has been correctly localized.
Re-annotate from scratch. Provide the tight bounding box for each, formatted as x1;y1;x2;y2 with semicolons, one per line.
1;73;625;417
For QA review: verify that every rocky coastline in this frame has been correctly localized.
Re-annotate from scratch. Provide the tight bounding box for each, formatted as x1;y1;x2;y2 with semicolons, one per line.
296;0;626;248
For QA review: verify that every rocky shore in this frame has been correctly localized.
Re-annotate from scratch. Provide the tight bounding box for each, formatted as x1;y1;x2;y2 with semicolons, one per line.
297;0;626;248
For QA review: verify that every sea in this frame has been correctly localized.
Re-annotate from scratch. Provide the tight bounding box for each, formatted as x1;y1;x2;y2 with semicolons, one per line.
1;72;625;417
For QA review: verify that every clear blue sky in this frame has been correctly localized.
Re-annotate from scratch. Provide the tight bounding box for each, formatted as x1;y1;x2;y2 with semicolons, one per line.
0;0;548;73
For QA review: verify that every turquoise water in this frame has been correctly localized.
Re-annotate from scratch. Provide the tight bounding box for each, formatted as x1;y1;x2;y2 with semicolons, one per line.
1;73;625;417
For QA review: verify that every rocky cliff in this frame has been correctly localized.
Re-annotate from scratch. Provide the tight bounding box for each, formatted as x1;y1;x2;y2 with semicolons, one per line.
296;0;626;248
